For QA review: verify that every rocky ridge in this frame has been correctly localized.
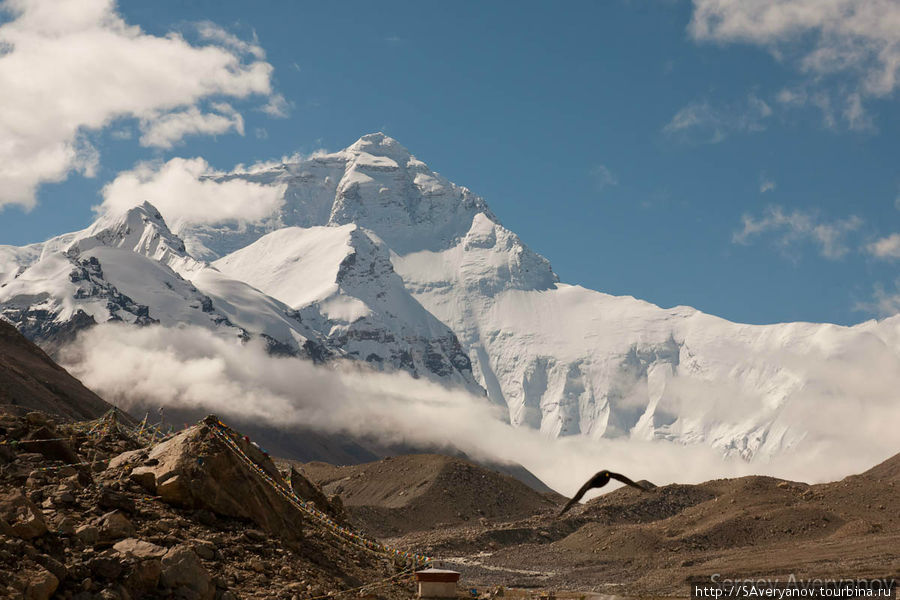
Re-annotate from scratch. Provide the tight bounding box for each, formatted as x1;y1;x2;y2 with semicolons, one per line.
0;410;424;600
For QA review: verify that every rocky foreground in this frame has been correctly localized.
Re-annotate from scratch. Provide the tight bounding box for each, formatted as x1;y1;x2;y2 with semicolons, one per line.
0;409;422;600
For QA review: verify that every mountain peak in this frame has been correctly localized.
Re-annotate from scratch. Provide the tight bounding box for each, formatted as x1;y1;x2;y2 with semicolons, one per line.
70;201;188;263
346;132;412;160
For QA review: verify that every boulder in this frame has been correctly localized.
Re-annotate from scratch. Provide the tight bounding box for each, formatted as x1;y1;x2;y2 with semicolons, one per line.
75;524;99;545
107;448;146;471
99;487;136;514
113;538;167;560
0;490;47;539
120;416;305;542
88;553;124;580
34;554;67;585
160;545;212;600
24;566;58;600
96;511;134;541
125;558;162;596
286;465;344;521
23;426;80;464
57;516;77;535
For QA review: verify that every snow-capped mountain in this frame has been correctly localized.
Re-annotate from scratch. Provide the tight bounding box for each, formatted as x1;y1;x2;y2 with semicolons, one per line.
0;197;480;388
213;224;480;392
179;133;493;260
3;133;899;462
0;203;328;358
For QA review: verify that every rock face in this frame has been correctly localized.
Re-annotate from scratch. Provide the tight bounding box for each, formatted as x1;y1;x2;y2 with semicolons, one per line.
118;417;305;542
284;465;345;522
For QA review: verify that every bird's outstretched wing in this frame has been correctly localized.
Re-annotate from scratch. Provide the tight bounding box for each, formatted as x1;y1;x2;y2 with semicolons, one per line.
557;470;647;517
557;476;599;516
608;471;647;492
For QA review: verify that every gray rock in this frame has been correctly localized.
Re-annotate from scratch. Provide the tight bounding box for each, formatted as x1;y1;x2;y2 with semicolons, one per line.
75;524;99;545
107;448;147;471
189;539;216;560
113;538;167;560
57;516;77;535
88;554;124;580
126;418;304;542
34;553;67;585
0;490;47;540
125;558;162;596
98;488;136;514
160;545;212;599
97;511;134;541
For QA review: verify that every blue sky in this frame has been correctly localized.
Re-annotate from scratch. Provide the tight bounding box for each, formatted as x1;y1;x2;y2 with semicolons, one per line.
1;0;898;326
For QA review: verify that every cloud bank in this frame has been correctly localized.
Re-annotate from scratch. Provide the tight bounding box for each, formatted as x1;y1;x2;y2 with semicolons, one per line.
60;323;900;499
0;0;278;210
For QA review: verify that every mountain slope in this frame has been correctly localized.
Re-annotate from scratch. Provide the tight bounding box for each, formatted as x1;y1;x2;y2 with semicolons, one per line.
213;225;481;390
301;454;561;537
0;318;114;420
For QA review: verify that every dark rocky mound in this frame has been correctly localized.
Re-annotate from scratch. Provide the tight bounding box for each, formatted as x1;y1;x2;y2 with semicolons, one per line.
0;410;422;600
0;319;113;421
301;454;564;537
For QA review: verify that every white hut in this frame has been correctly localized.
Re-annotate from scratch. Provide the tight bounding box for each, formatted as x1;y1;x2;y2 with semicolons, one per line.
415;568;461;599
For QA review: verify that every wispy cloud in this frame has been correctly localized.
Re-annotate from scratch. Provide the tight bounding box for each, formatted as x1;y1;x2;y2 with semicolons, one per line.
689;0;900;130
590;164;618;192
733;205;863;260
139;103;244;149
663;95;772;143
855;280;900;318
866;233;900;260
759;173;777;194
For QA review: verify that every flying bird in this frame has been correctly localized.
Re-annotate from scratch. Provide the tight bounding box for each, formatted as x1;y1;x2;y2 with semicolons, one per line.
558;470;648;516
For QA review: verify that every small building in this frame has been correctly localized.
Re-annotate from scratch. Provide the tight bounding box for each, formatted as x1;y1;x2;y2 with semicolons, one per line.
415;568;461;599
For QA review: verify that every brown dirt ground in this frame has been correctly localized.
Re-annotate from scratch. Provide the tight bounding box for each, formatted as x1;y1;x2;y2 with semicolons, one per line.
360;454;900;596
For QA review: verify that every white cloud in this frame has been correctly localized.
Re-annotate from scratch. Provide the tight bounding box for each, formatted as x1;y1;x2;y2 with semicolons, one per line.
97;157;285;229
733;205;863;259
590;164;618;192
60;323;900;497
0;0;278;210
759;173;777;193
195;20;265;60
866;233;900;260
663;94;772;143
139;104;244;149
260;93;290;118
689;0;900;129
855;280;900;317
